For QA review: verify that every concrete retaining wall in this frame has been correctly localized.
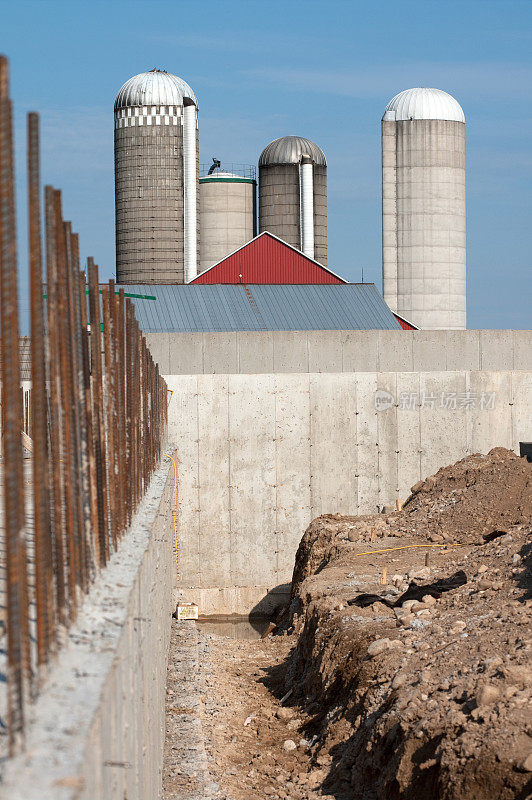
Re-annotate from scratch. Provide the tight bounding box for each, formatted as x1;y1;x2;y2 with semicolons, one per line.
0;458;175;800
167;371;532;615
146;329;532;376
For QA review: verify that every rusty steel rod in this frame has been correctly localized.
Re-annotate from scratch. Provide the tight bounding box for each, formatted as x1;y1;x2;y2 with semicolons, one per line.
54;191;78;615
79;269;100;566
28;112;54;666
108;282;122;543
44;185;67;623
64;221;85;593
125;299;133;525
101;285;117;550
70;234;94;587
116;288;127;534
0;55;30;752
87;258;108;564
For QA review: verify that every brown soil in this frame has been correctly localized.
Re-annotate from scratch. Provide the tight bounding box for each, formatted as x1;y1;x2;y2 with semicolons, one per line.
198;631;337;799
283;447;532;799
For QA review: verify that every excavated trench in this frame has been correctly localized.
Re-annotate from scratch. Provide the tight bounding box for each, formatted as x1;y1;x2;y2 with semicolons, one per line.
161;448;532;800
162;617;334;800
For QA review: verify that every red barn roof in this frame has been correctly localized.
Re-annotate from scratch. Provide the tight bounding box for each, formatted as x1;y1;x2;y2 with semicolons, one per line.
191;232;347;285
394;312;419;330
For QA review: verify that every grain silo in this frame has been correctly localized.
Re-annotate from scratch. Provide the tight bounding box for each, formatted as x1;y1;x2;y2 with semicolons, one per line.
258;136;327;266
199;164;256;273
382;87;466;330
114;69;200;284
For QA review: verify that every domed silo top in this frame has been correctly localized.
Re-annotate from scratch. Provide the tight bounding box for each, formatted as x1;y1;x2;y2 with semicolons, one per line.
114;68;197;110
382;88;464;123
259;136;326;166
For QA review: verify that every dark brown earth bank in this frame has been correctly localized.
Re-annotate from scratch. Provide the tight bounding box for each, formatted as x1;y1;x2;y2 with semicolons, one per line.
282;447;532;799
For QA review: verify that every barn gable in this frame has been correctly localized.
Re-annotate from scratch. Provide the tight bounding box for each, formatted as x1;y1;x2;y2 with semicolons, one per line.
191;231;347;285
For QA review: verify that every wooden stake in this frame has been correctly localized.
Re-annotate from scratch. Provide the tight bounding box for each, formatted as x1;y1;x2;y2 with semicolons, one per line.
396;498;403;511
370;527;376;542
380;566;387;585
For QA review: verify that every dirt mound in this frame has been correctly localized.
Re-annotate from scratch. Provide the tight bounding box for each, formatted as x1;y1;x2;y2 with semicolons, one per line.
282;448;532;800
398;447;532;544
290;448;531;604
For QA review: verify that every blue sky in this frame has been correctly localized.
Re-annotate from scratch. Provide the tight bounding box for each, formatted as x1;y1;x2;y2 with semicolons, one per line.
4;0;532;329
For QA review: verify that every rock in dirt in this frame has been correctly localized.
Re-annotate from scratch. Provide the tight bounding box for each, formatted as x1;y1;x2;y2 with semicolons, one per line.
275;707;294;721
366;638;389;656
476;684;500;706
518;753;532;773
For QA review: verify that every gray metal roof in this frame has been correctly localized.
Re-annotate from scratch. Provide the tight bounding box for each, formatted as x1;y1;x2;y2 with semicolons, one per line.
259;136;326;167
117;284;401;333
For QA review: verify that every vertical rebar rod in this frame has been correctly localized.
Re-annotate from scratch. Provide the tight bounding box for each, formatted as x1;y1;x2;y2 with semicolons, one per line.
79;269;100;564
28;112;54;666
137;327;143;496
87;259;108;564
117;289;126;534
0;55;30;752
101;285;117;550
70;235;94;586
125;299;133;525
44;185;66;622
64;221;84;593
142;336;149;489
53;191;77;615
109;284;123;541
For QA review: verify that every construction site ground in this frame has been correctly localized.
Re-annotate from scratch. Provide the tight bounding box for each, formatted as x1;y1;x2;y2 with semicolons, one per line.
163;448;532;800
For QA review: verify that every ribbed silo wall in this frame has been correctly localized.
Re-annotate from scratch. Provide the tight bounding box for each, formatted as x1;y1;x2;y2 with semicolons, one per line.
259;164;327;264
382;119;466;330
114;107;200;284
199;178;256;273
259;164;300;250
313;165;327;266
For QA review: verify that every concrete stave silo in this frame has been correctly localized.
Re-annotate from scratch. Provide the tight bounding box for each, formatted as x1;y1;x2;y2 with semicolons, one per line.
199;166;256;274
114;69;200;284
382;87;466;330
259;136;327;266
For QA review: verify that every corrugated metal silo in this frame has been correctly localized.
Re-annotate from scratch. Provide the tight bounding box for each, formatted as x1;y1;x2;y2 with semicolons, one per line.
114;69;200;284
199;166;256;274
382;87;466;329
258;136;327;266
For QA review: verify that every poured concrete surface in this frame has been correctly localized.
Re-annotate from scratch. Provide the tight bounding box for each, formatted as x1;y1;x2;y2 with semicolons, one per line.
162;622;215;799
166;371;532;615
144;329;532;376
